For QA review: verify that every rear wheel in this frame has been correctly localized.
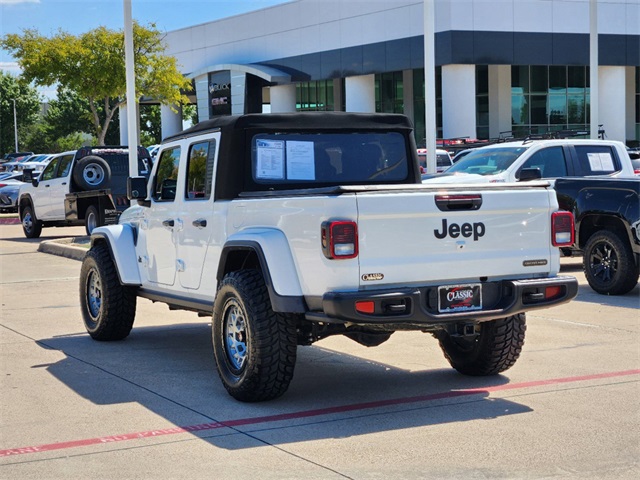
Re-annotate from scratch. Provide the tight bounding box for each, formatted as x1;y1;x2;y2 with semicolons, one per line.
79;242;136;340
21;205;42;239
583;230;638;295
85;205;100;235
436;314;526;376
212;270;297;402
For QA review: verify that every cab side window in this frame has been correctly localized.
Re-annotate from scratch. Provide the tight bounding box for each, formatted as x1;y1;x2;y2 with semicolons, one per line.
185;140;216;200
519;147;568;178
57;154;74;178
153;147;181;201
574;145;619;175
40;156;61;181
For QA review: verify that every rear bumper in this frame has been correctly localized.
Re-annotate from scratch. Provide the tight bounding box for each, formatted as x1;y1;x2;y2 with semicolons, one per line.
306;276;578;326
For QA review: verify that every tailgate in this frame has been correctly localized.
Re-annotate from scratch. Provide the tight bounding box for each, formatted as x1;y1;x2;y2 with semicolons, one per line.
355;186;557;287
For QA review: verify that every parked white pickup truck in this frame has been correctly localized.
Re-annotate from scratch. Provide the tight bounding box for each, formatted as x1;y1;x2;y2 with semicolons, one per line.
422;138;635;184
79;113;578;402
18;146;152;237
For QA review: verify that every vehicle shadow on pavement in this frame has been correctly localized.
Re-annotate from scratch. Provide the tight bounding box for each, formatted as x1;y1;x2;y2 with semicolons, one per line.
35;323;532;451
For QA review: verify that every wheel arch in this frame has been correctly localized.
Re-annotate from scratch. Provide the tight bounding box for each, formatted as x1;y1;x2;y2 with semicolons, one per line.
577;214;631;251
90;224;141;286
18;194;35;220
218;229;306;313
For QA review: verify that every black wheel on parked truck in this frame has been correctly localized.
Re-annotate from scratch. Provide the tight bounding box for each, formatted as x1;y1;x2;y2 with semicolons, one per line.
85;205;100;235
79;242;137;341
436;314;526;376
212;269;297;402
21;204;42;239
583;230;639;295
73;155;111;190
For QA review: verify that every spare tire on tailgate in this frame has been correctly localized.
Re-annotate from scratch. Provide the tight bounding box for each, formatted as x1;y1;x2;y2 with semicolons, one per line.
73;155;111;190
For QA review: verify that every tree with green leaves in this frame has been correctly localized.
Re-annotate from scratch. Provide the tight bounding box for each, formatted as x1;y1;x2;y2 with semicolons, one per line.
2;23;191;146
0;71;41;156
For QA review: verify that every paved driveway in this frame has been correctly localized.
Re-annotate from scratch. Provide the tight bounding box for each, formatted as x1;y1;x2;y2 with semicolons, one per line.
1;224;638;479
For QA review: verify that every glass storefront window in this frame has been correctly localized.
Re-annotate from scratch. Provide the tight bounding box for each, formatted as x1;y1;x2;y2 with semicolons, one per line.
296;80;334;111
512;65;589;136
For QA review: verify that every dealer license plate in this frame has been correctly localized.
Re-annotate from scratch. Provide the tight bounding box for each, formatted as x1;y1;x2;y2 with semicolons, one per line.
438;284;482;313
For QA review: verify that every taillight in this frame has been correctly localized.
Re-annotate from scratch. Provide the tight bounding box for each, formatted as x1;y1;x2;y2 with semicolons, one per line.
551;211;574;247
321;220;358;259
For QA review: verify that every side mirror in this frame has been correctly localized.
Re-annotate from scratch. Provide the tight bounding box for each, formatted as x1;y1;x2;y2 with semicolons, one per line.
518;168;542;182
23;168;34;184
127;176;148;203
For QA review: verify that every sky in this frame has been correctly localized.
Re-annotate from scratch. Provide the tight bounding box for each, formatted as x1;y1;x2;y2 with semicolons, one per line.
0;0;290;85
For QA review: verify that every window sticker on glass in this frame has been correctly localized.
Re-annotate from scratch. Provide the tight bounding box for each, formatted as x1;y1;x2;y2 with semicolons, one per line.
587;152;614;171
286;141;315;180
256;139;285;179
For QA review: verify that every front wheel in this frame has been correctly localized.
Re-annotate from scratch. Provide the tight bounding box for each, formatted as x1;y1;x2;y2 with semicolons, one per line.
436;314;526;376
79;242;137;340
212;270;297;402
21;205;42;239
583;230;639;295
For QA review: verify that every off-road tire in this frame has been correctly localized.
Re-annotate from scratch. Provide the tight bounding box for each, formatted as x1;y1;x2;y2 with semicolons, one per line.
21;205;42;239
583;230;639;295
73;155;111;190
212;269;297;402
79;242;136;340
85;205;100;235
436;314;526;376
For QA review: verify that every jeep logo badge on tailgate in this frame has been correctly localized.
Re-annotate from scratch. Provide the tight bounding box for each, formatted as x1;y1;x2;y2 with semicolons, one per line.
434;219;486;241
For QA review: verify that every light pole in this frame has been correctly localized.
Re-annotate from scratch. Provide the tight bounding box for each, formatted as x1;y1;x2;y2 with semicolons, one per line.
12;99;19;152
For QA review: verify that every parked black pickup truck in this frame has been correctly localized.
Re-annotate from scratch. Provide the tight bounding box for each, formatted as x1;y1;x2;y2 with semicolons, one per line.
554;177;640;295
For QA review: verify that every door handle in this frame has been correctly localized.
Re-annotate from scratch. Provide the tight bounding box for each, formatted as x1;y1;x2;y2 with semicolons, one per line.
162;219;175;228
45;184;50;188
192;218;207;228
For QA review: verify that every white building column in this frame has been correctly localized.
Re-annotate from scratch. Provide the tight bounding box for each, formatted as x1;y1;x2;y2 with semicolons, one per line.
194;73;209;122
488;65;512;139
231;71;246;115
160;104;183;140
441;65;476;139
270;84;297;112
598;66;626;143
345;74;375;113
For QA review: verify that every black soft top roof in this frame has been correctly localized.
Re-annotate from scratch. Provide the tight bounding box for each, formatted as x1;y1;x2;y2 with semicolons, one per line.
163;112;414;143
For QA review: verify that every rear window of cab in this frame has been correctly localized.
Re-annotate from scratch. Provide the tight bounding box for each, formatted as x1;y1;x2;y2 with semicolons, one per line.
251;132;410;186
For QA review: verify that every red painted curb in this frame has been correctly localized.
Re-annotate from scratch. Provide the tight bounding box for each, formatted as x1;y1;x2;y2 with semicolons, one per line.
1;369;638;458
0;217;19;225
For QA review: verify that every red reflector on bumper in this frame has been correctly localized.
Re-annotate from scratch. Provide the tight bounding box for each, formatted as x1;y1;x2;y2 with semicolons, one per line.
545;286;562;299
355;301;375;314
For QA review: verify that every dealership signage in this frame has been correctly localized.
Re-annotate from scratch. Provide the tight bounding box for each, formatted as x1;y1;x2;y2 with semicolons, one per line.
208;71;231;117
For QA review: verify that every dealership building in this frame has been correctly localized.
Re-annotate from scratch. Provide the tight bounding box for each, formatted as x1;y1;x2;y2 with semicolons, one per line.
149;0;639;146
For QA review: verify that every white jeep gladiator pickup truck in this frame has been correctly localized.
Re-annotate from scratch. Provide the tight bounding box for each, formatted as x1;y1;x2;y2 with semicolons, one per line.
79;113;578;402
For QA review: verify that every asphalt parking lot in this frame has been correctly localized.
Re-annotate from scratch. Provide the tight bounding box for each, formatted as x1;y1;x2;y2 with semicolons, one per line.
1;223;639;479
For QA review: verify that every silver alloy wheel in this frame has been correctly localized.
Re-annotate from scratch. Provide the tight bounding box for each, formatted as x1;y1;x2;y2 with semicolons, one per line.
83;164;106;187
22;212;33;233
223;300;248;371
86;210;97;234
86;268;102;319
